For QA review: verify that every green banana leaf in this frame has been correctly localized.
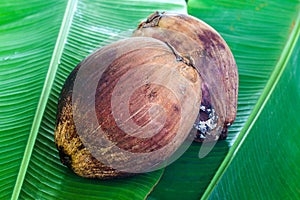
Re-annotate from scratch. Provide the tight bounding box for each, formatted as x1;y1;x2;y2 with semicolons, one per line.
0;0;299;200
0;1;186;199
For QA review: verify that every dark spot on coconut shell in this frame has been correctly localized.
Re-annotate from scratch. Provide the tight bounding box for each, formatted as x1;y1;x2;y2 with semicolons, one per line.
197;30;225;51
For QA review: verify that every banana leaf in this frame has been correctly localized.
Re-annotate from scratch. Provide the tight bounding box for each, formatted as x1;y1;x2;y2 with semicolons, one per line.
0;0;186;199
0;0;300;200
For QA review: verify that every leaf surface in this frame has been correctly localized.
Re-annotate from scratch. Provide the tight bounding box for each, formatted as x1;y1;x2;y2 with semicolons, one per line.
1;0;300;199
206;15;300;200
0;1;186;199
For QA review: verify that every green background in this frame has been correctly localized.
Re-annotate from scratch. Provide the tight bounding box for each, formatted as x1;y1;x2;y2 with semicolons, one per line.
0;0;299;199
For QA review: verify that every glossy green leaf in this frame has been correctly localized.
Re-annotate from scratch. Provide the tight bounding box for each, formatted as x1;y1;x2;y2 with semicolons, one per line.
0;0;186;199
1;1;67;198
206;18;300;200
148;0;300;199
1;0;300;199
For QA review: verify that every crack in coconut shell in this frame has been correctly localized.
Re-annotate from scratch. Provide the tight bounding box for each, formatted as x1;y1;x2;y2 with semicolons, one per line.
133;12;238;142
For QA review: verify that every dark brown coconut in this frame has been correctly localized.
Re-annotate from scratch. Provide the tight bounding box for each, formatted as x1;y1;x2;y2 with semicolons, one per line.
54;37;202;179
133;12;238;142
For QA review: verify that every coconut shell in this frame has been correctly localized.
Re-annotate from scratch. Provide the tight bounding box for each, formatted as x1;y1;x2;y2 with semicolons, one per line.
133;12;238;141
54;37;201;179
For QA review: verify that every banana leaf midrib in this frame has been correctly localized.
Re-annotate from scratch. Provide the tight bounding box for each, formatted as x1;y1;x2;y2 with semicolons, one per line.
11;0;78;199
